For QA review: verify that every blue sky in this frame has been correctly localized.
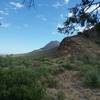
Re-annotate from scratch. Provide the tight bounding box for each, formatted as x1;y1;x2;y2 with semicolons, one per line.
0;0;81;54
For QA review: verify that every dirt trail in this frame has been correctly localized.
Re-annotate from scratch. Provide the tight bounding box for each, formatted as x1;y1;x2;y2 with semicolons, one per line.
49;70;100;100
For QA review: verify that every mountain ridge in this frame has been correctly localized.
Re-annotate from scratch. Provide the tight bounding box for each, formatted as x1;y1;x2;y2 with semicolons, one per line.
29;23;100;59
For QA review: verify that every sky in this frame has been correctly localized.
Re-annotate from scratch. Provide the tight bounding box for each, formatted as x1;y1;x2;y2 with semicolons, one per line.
0;0;89;54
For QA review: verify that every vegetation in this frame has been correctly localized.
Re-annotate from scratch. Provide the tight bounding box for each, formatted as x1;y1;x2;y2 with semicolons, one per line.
56;91;66;100
0;56;59;100
0;0;99;99
58;0;100;34
0;56;32;68
80;64;100;87
0;67;46;100
61;63;74;70
0;53;100;100
84;69;100;87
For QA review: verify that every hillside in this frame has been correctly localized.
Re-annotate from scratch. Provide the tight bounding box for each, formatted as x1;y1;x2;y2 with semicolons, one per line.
0;24;100;100
27;24;100;60
58;35;100;59
29;24;100;99
28;24;100;100
57;23;100;59
27;41;60;58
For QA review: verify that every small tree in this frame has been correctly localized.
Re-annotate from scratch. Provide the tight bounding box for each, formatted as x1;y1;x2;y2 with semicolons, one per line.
58;0;100;35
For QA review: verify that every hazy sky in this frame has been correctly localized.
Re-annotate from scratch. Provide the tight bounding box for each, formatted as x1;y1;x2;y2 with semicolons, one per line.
0;0;81;54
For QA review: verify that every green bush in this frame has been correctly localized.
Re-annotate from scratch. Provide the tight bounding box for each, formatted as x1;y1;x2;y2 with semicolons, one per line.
61;63;73;70
34;57;50;62
45;75;58;88
80;64;92;74
0;67;46;100
84;70;100;88
80;56;91;64
47;66;64;75
56;91;65;100
0;56;32;68
35;67;58;88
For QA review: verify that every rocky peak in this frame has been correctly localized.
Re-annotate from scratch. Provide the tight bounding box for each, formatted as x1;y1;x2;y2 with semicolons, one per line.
42;41;60;50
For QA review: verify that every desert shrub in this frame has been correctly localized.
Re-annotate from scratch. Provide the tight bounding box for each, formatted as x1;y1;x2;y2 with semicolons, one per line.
0;67;46;100
56;60;64;64
35;66;58;88
80;55;91;64
34;57;50;62
80;64;100;88
56;91;65;100
0;56;13;67
35;66;50;76
80;64;92;74
48;65;65;75
61;63;73;70
33;57;53;66
79;55;99;65
0;56;32;68
45;75;58;88
44;94;56;100
84;69;100;88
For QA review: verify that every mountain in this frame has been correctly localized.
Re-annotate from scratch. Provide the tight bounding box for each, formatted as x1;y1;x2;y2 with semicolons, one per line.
27;41;60;58
28;23;100;59
41;41;60;50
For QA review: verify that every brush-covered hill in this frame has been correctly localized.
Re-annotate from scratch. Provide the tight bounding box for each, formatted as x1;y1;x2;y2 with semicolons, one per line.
57;23;100;60
1;24;100;100
27;23;100;60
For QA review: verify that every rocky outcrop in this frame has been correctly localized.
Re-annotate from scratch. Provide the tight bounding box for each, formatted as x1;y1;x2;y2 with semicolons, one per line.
58;36;82;55
27;24;100;59
57;24;100;58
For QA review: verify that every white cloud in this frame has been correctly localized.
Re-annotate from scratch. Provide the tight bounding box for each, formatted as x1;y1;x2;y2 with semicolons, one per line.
0;10;8;15
64;0;69;4
57;23;64;28
68;12;73;17
78;26;85;32
85;4;100;13
10;2;24;9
